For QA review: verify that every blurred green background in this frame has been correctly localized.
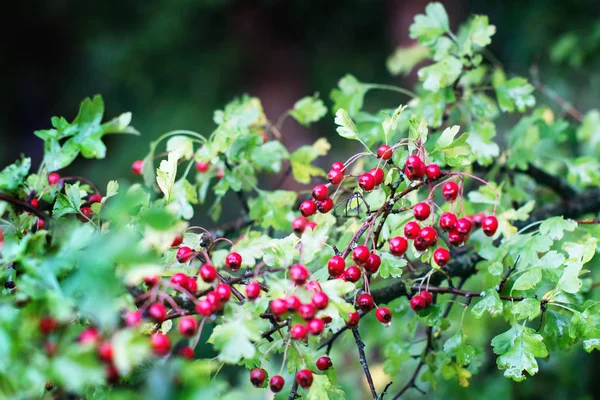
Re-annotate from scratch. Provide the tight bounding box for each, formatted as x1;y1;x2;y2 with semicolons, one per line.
1;1;599;398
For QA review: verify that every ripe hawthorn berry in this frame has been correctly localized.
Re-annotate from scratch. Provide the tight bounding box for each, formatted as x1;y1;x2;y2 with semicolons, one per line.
448;229;464;246
317;197;334;213
131;160;144;176
245;281;261;299
205;292;221;309
414;236;429;252
328;169;343;185
270;298;288;316
358;173;376;191
292;216;309;233
364;253;381;274
170;272;188;287
419;290;433;306
305;280;322;292
346;311;360;327
312;292;329;310
352;245;370;265
343;266;361;283
413;202;431;221
482;215;499;236
328;255;346;277
306;221;317;231
225;252;242;271
410;295;427;312
316;356;333;371
150;333;171;355
473;212;486;227
441;181;459;202
419;226;438;246
199;264;217;283
404;155;426;180
433;248;451;267
357;293;374;312
308;318;325;335
29;198;39;208
88;194;103;204
36;219;45;231
298;303;316;321
39;317;58;335
404;221;421;239
369;168;384;186
149;303;167;322
195;161;210;173
144;275;160;287
176;246;194;263
377;144;393;160
331;161;345;171
425;164;441;180
78;207;93;222
312;184;329;201
215;284;231;303
98;342;113;361
375;307;392;324
456;218;473;235
270;375;285;393
78;327;100;344
286;295;302;312
185;276;198;294
178;317;197;337
389;236;408;256
291;324;309;340
250;368;267;388
296;369;314;389
48;172;61;185
178;346;194;360
124;310;142;327
289;264;309;285
439;212;457;232
196;300;213;317
299;200;317;217
171;234;183;247
106;363;120;383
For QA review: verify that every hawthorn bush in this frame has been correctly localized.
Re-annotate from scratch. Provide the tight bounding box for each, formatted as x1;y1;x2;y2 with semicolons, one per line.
1;3;599;399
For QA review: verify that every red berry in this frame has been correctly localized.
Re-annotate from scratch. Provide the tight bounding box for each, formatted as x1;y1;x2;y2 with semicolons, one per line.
171;234;183;247
215;284;231;303
448;229;464;246
106;362;120;383
389;236;408;256
178;346;194;360
312;184;329;201
305;280;322;293
419;290;433;306
377;144;393;160
405;155;426;180
270;298;288;316
170;272;188;288
414;236;429;252
346;311;360;327
150;333;171;355
216;169;225;181
316;356;333;371
286;296;302;312
425;164;441;180
196;161;210;173
369;168;384;186
30;198;39;208
289;264;310;285
185;276;198;294
375;307;393;324
410;295;427;312
439;212;457;232
404;221;421;239
299;200;318;217
39;317;58;335
36;219;45;231
352;245;370;265
441;181;459;202
44;341;57;357
482;216;499;237
306;221;317;231
312;292;329;310
331;162;345;171
269;375;285;393
433;248;451;267
144;275;160;287
292;216;309;233
317;197;334;213
357;293;374;312
88;194;103;204
78;206;93;222
196;300;213;317
225;252;242;271
298;303;316;320
308;318;325;335
78;327;100;344
328;255;346;277
98;342;113;361
245;281;261;299
456;218;473;235
48;172;61;185
322;316;332;325
176;246;194;263
178;316;197;337
124;311;142;327
291;324;309;340
199;264;217;283
296;369;314;389
205;292;221;309
149;303;167;322
413;202;431;221
358;173;376;191
473;212;486;227
328;169;344;185
131;160;144;176
419;226;438;246
343;266;362;283
364;253;381;274
250;368;267;388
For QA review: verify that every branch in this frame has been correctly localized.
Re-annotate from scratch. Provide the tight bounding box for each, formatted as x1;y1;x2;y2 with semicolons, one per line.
378;382;393;400
391;328;431;400
352;327;378;399
288;375;299;400
576;219;600;224
521;164;576;199
0;193;49;221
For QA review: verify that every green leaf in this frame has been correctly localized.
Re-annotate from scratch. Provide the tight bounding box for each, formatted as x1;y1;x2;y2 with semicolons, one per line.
334;109;359;140
491;324;548;381
418;56;463;92
538;216;577;241
566;156;600;187
569;303;600;352
466;121;499;166
443;332;475;366
213;95;266;129
577;110;600;156
290;138;329;184
0;157;31;191
166;136;194;160
249;190;297;231
262;234;300;267
307;374;345;400
556;261;584;294
512;298;541;321
434;125;461;149
112;329;151;376
495;77;536;113
463;15;496;53
376;252;405;278
208;304;263;364
156;152;178;202
409;2;450;45
330;74;368;117
512;269;542;291
51;348;105;392
387;44;430;76
382;105;408;140
290;95;327;127
471;289;503;319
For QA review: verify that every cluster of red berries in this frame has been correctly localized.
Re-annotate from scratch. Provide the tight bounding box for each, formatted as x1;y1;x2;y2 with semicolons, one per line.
409;290;433;312
250;356;332;392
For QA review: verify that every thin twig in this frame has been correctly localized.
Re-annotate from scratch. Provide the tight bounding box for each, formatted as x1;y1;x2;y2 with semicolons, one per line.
288;374;299;400
352;327;378;399
0;193;49;220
